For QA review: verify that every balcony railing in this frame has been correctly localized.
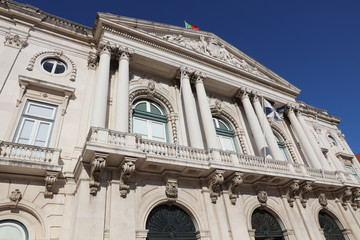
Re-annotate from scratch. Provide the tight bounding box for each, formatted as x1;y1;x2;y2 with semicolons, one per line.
85;127;357;185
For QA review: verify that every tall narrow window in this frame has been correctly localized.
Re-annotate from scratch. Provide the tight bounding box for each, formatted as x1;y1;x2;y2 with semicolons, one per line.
274;133;289;161
213;117;236;152
15;101;57;147
132;100;167;142
319;210;346;240
345;165;360;183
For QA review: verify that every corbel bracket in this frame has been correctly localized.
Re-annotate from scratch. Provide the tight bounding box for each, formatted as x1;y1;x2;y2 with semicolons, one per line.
340;186;352;210
299;181;313;208
351;188;360;211
44;171;58;198
227;172;243;205
119;157;136;198
209;169;224;203
89;152;108;196
286;180;300;208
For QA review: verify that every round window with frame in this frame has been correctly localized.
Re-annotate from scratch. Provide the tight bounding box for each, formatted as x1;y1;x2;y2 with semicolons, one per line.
213;117;237;152
41;58;67;74
132;100;168;143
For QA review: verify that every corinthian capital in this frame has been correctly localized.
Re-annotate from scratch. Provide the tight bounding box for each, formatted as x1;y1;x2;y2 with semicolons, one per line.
176;66;194;80
191;70;207;85
117;46;134;61
236;87;251;100
98;42;113;55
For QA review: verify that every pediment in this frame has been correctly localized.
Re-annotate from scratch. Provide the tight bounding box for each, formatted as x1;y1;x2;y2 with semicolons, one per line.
97;13;300;95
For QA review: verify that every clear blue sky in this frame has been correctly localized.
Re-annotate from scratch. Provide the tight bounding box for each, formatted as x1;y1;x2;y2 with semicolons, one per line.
16;0;360;154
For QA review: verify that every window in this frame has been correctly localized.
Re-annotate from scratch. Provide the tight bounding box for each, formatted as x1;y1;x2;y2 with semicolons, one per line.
318;210;346;240
15;101;57;147
251;208;285;240
328;135;338;146
132;100;167;142
213;117;236;152
345;165;360;183
0;220;28;240
274;133;289;161
41;58;67;74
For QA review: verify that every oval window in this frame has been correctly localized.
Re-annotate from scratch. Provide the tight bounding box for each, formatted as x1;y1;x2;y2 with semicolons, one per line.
41;58;67;74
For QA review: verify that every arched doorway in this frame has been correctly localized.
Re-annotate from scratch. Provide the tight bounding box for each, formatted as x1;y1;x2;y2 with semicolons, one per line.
318;210;346;240
251;208;285;240
146;204;197;240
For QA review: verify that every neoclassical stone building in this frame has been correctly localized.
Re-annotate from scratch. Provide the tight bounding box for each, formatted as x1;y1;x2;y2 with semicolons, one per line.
0;1;359;239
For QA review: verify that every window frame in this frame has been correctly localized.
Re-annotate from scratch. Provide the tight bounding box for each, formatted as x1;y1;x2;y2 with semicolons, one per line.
345;164;360;183
213;117;238;152
14;100;58;147
0;220;29;240
274;133;290;162
41;58;68;75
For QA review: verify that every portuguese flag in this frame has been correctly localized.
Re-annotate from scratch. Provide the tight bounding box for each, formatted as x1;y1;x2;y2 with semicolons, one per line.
185;21;199;30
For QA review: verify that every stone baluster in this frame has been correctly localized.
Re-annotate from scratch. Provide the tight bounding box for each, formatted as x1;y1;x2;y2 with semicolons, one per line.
179;68;203;149
115;47;133;132
286;106;322;169
90;43;112;128
252;94;283;161
193;71;220;149
237;88;270;158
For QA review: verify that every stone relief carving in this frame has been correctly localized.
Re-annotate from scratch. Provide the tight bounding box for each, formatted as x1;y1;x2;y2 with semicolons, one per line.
228;172;243;205
351;188;360;211
209;170;224;203
119;158;136;198
9;189;22;208
4;34;26;48
44;172;58;198
165;178;178;203
88;51;98;69
161;34;269;79
89;152;108;196
257;190;268;206
318;193;328;208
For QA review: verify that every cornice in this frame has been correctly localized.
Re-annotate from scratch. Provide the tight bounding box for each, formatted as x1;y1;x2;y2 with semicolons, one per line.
297;101;341;124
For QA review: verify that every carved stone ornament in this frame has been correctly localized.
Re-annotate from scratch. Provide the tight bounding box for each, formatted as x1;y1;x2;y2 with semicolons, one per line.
257;190;268;206
287;180;300;208
228;172;243;205
88;51;98;69
9;189;22;208
4;34;26;48
209;170;224;203
351;188;360;211
299;181;313;208
119;158;136;198
165;178;178;204
318;193;328;208
44;172;58;198
341;186;352;210
160;34;269;79
191;70;206;85
89;153;108;196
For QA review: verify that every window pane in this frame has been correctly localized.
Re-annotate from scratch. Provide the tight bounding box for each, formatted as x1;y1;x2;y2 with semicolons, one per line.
34;122;50;147
220;136;235;151
54;63;66;74
133;118;148;137
151;121;165;142
135;102;147;112
150;104;162;115
42;61;54;73
18;119;35;144
0;224;24;240
27;104;55;118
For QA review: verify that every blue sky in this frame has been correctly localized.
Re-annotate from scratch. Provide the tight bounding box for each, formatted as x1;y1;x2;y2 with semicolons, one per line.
16;0;360;154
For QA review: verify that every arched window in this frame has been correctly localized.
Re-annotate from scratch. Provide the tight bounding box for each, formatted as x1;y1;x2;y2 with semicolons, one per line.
0;220;28;240
251;208;285;240
319;210;346;240
328;135;338;146
274;133;289;161
213;117;237;152
146;205;197;240
132;100;167;142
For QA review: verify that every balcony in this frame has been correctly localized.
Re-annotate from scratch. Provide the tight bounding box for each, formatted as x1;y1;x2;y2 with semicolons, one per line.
81;127;358;190
0;141;62;176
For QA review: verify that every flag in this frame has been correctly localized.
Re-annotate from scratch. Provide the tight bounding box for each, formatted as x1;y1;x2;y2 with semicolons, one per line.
185;21;199;30
264;99;284;121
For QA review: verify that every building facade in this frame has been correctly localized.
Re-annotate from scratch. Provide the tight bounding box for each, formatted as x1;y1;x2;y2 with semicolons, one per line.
0;1;359;239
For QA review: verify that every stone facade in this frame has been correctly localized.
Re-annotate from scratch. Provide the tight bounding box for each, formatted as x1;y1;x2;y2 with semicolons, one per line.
0;1;359;239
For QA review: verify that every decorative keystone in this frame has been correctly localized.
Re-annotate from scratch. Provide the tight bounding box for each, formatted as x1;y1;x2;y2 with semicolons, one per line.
9;189;22;208
318;193;328;209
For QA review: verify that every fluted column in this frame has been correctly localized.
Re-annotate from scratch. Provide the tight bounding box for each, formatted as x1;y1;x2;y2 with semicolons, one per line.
115;48;133;132
238;89;270;158
297;112;331;170
90;43;111;128
286;106;322;169
252;94;283;160
180;68;203;149
193;71;220;149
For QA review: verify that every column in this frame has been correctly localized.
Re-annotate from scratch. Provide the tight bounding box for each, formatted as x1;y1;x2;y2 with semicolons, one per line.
297;112;331;170
252;95;283;160
286;106;322;169
180;68;203;149
238;89;270;157
193;71;219;149
90;44;111;128
115;49;132;132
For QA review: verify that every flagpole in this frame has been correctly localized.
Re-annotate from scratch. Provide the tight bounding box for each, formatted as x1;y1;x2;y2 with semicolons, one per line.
176;68;184;158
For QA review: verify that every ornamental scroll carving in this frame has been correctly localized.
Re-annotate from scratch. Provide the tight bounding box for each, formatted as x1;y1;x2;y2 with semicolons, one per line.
89;152;108;196
161;34;269;79
351;188;360;211
119;158;136;198
287;180;300;208
341;186;352;210
9;189;22;208
299;181;313;208
228;172;243;205
209;170;224;203
44;172;58;198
